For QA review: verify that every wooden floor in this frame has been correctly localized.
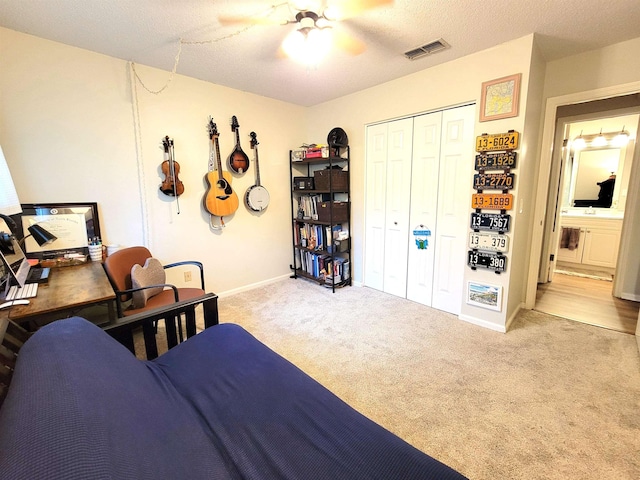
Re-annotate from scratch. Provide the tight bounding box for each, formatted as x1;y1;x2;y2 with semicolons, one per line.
535;272;639;335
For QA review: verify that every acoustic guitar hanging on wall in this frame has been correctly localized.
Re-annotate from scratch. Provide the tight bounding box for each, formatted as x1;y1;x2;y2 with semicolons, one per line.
228;115;250;174
204;117;239;227
245;131;270;212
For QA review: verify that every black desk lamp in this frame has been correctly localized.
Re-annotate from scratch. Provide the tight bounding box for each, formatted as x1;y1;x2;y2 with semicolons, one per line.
22;224;57;247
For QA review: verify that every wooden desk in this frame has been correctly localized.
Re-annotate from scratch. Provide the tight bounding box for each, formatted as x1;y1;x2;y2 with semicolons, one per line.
6;262;116;329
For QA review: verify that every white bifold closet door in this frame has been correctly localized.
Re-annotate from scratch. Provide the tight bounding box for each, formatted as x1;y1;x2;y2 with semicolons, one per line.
364;105;474;315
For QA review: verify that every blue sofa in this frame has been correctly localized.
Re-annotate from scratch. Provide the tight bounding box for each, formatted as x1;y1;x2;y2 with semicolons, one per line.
0;317;466;479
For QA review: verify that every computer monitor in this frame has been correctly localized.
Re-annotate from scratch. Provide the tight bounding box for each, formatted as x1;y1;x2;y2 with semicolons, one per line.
0;235;30;293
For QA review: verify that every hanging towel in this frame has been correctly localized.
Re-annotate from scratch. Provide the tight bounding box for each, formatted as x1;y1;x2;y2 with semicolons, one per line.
560;227;581;250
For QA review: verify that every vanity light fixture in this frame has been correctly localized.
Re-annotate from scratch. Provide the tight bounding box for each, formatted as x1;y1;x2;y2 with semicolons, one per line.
591;128;607;147
612;126;630;147
572;131;586;150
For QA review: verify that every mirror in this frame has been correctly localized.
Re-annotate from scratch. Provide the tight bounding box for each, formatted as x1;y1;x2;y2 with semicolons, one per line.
566;148;621;208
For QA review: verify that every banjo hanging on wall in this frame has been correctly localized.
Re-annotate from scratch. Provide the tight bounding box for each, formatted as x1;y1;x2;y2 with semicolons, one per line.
245;131;270;212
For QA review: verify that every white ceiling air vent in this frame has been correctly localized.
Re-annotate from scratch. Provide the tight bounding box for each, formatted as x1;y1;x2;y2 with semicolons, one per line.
404;39;450;60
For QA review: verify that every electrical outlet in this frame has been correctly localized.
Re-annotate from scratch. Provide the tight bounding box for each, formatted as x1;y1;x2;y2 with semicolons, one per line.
184;271;192;282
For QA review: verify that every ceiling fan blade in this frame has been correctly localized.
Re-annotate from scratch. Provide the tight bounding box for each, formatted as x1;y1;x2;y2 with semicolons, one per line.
218;14;283;27
333;28;366;55
326;0;393;19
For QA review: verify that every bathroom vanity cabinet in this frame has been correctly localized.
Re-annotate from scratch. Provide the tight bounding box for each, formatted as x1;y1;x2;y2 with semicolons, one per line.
557;216;622;268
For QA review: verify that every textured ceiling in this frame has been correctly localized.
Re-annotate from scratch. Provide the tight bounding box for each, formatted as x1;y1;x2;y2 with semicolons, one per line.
1;0;640;106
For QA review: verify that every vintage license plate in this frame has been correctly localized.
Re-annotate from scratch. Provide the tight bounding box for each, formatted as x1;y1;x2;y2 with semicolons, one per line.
475;151;517;170
471;193;513;210
468;251;507;272
470;212;511;232
473;173;515;190
469;232;509;253
476;132;519;152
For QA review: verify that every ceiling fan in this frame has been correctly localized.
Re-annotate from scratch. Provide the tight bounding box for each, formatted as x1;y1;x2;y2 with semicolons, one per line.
218;0;393;65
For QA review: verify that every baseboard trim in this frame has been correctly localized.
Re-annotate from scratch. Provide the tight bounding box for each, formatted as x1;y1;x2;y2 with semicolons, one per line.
458;314;507;333
620;292;640;302
217;274;291;298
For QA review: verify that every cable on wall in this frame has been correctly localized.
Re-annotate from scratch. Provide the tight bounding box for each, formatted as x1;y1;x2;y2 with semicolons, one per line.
128;61;151;248
130;25;255;95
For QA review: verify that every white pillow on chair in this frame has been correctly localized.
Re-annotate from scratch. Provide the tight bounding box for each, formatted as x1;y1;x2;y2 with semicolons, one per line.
131;258;166;309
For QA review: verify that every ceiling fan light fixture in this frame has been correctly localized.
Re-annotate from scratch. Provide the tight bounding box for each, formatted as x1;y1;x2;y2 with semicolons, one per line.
283;26;332;66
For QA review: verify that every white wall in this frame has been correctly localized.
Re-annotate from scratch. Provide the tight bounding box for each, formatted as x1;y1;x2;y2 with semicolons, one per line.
0;27;306;295
308;35;538;331
526;36;640;308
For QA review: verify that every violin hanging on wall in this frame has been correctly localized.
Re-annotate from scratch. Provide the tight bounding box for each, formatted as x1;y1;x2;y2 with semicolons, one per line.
228;115;250;174
160;136;184;213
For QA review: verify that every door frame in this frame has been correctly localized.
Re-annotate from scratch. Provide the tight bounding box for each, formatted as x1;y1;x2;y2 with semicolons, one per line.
526;81;640;309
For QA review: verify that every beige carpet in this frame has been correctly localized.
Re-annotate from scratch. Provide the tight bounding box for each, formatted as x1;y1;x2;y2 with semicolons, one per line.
142;279;640;480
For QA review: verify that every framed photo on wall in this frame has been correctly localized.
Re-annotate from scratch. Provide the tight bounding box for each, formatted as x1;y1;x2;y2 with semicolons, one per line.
467;281;503;311
479;73;521;122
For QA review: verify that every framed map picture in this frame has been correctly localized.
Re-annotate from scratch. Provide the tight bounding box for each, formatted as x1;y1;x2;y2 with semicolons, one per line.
479;73;521;122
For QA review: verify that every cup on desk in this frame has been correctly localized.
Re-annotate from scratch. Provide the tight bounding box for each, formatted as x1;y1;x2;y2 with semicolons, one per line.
88;244;103;262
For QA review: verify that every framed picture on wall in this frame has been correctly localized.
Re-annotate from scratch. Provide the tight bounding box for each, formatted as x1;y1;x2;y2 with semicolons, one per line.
479;73;522;122
14;202;101;260
467;281;503;311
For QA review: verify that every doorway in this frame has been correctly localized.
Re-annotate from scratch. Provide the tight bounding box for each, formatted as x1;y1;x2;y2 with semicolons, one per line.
532;94;640;334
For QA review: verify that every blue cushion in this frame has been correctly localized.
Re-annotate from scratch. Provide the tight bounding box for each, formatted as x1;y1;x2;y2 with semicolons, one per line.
0;318;466;480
